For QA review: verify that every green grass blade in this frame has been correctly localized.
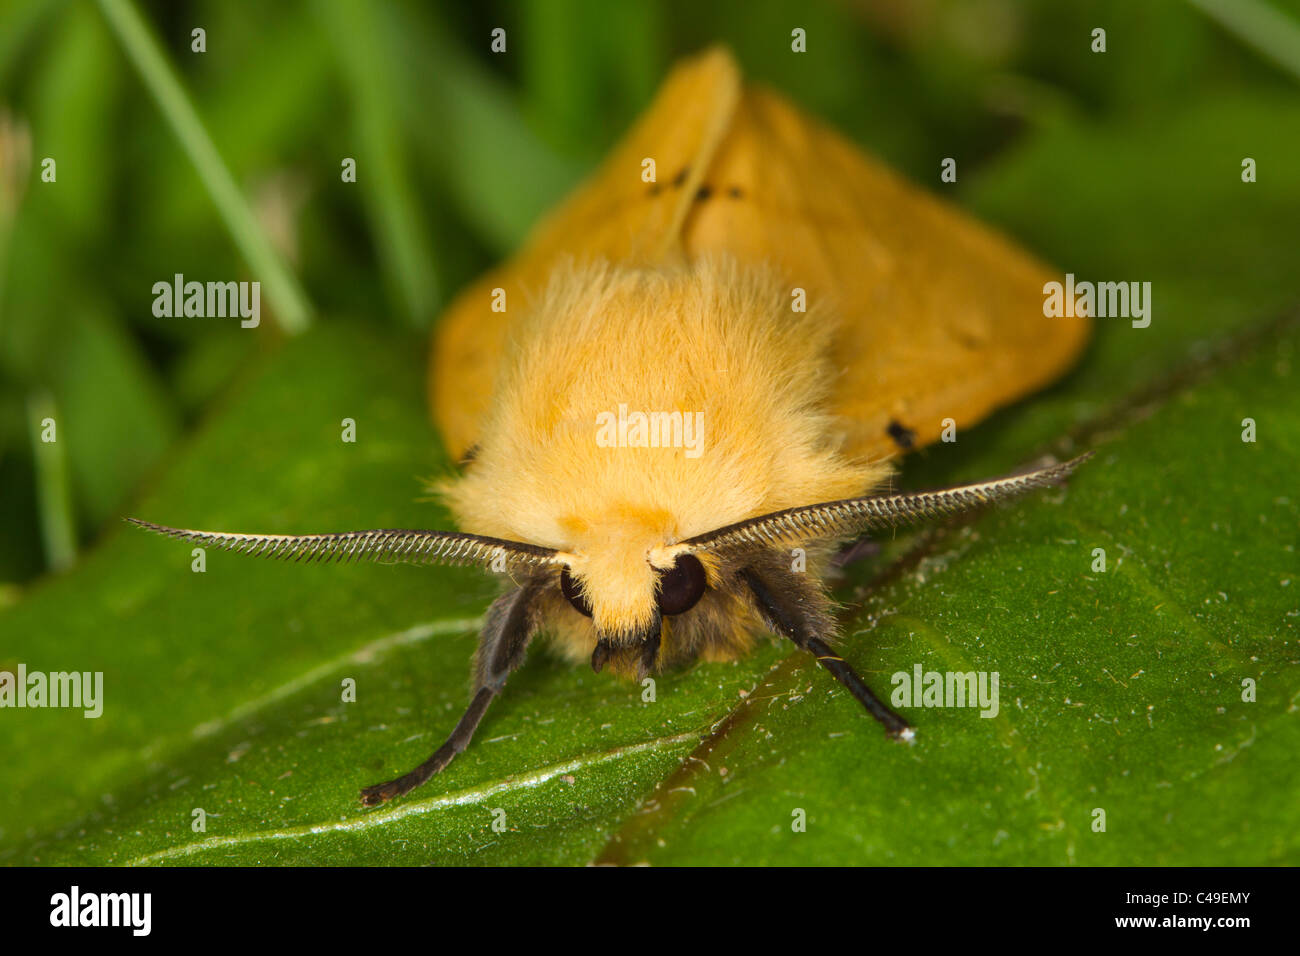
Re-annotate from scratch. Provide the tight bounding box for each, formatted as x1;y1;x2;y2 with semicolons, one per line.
26;389;76;572
316;0;440;328
95;0;314;333
1187;0;1300;82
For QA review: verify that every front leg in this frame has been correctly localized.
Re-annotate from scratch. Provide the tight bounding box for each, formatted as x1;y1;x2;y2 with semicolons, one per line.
831;535;881;569
741;562;913;740
590;611;662;678
360;577;546;806
635;610;663;680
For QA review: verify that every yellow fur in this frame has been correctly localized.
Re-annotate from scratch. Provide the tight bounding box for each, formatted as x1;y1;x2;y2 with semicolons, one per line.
441;256;887;648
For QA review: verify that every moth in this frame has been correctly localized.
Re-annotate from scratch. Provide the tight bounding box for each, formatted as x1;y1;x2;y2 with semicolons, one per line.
132;48;1090;806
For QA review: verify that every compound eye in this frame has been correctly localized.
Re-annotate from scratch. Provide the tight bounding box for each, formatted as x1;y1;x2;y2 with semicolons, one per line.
656;554;707;616
560;567;593;617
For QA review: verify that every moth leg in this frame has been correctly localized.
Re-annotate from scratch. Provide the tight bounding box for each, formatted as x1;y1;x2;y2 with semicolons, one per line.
590;638;614;673
359;578;544;806
591;612;662;678
635;612;663;681
359;687;496;808
831;536;881;569
741;564;913;740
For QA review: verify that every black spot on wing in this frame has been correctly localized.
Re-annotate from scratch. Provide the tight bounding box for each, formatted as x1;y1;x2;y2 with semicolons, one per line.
886;421;916;450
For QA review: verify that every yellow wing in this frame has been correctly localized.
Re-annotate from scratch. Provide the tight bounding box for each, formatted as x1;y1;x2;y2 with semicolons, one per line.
680;83;1090;459
430;47;1089;463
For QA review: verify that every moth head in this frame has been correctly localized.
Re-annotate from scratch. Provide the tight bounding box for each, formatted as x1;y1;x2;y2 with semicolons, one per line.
559;550;708;624
551;510;711;637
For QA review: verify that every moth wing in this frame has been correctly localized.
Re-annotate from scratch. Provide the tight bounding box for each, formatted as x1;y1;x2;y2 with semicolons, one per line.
430;48;741;460
681;85;1090;461
432;48;1090;464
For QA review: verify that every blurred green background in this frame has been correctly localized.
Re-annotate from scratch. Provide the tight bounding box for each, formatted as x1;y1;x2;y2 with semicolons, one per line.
2;0;1297;582
0;0;1297;865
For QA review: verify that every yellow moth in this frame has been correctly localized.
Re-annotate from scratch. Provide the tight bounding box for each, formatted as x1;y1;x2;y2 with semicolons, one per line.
132;48;1091;806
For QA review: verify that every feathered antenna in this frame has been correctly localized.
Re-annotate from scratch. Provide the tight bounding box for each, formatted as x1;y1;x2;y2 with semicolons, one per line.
125;518;561;574
683;452;1093;558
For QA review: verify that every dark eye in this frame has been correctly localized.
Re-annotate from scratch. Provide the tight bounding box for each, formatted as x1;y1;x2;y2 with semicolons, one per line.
657;554;707;616
560;567;593;617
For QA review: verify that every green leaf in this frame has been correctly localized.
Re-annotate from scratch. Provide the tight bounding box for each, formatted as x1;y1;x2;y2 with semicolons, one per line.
1;308;1295;865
